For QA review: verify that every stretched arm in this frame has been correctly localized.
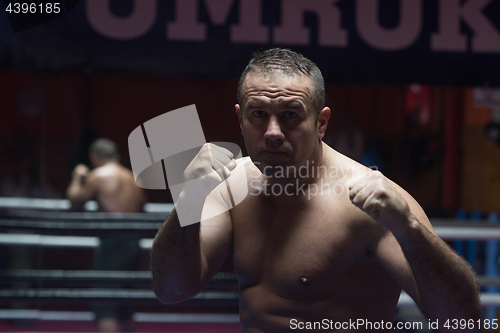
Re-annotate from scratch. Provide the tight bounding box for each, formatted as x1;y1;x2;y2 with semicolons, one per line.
349;171;480;332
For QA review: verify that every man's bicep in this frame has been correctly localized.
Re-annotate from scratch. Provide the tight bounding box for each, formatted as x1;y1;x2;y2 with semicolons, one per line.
374;189;433;308
375;232;418;298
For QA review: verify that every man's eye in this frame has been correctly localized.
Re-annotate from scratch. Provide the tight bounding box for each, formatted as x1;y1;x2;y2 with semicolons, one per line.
253;110;266;118
284;111;297;119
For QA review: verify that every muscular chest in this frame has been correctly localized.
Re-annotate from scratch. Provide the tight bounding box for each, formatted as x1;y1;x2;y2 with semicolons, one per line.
232;194;375;299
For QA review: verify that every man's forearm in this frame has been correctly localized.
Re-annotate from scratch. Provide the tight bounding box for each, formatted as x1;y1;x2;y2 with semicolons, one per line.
151;208;205;304
151;144;234;304
394;216;480;327
66;177;84;201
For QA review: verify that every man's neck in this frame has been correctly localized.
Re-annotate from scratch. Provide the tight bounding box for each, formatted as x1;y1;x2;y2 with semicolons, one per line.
94;160;118;168
260;141;329;204
268;140;324;181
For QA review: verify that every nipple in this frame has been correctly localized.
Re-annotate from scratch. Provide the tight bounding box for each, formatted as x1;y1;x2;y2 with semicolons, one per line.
298;275;311;286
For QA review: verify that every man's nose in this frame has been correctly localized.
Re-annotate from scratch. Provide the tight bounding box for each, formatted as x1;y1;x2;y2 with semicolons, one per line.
264;116;284;141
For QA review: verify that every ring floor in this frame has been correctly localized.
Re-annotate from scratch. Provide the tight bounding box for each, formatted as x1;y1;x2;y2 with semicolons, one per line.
0;320;243;332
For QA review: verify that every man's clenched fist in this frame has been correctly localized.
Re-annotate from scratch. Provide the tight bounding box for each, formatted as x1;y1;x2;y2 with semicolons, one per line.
183;143;237;194
72;164;89;178
348;171;413;233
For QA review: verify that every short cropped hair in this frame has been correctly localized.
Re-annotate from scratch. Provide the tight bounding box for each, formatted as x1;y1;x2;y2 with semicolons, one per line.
237;48;325;114
89;138;117;160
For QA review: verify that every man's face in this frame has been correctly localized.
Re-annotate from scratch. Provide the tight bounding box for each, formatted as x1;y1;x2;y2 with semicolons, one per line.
236;72;323;178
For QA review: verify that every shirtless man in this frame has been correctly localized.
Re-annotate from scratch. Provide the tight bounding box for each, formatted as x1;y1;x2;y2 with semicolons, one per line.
67;138;145;333
67;138;145;213
151;49;480;332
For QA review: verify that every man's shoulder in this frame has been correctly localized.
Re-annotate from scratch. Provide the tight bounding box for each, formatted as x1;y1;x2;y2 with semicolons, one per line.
91;163;130;178
324;149;375;183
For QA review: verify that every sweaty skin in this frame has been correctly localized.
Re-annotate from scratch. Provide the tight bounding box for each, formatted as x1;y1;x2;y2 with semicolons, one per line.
228;151;405;332
152;72;480;333
67;161;145;213
231;73;402;331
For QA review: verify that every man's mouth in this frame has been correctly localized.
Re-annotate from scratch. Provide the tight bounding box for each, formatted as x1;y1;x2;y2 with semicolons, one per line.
264;149;286;154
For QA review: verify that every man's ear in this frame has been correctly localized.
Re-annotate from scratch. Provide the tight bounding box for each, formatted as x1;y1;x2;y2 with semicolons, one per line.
89;152;98;166
317;107;331;139
235;104;243;135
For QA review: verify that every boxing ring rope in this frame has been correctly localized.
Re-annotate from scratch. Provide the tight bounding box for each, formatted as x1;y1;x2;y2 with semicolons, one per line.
0;309;240;323
0;197;174;213
0;232;499;307
0;288;239;305
1;197;500;322
0;269;237;290
2;224;500;250
1;197;499;239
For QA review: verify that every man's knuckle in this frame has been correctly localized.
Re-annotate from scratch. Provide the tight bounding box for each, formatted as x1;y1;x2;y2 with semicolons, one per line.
199;150;210;160
373;189;387;198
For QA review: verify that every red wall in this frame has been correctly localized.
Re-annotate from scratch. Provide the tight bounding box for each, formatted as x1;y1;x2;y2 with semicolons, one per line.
0;70;448;207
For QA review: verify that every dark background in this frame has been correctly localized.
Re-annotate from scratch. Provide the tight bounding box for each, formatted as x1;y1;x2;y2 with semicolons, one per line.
0;0;498;213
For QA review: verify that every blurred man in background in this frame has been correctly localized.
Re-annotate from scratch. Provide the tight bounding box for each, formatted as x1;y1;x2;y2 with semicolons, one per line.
67;138;146;333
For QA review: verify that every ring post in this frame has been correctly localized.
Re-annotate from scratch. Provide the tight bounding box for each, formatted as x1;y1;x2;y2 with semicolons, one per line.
453;209;466;256
467;211;481;270
486;212;500;321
